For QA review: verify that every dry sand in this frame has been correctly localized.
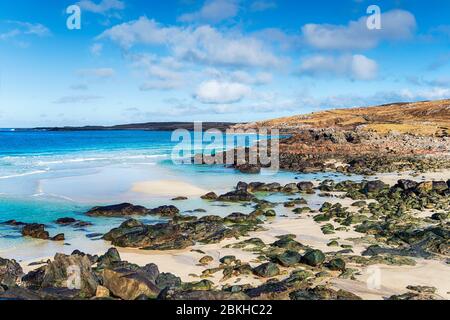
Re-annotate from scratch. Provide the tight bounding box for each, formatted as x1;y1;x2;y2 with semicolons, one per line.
132;180;208;197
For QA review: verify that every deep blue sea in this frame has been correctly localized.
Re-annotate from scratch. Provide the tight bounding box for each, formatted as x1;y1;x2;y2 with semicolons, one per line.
0;130;361;261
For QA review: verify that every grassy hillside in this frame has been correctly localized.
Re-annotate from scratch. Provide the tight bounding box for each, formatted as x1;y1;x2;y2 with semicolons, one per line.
250;99;450;136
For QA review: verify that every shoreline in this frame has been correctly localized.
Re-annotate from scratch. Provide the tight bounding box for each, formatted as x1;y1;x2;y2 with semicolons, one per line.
3;168;449;300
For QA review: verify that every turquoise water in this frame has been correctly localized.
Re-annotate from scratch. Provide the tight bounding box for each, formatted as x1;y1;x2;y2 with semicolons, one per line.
0;130;361;261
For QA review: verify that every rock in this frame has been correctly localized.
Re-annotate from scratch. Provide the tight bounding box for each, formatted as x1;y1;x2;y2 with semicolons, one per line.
276;250;302;267
155;272;182;290
41;253;98;297
201;192;218;200
236;181;248;191
297;182;314;193
102;268;160;300
219;256;236;265
158;288;249;300
416;181;433;194
2;220;26;226
217;190;256;202
326;258;346;271
55;217;77;225
51;234;65;241
432;181;448;192
282;183;299;193
236;164;261;174
171;197;188;201
0;257;23;288
253;262;280;278
351;201;367;207
22;267;46;290
363;180;388;194
302;250;326;267
148;205;180;217
86;203;149;217
290;286;361;300
264;209;276;217
395;179;418;190
199;256;214;265
141;264;160;283
0;286;43;300
97;248;121;268
21;224;49;240
182;280;214;291
95;285;110;298
224;212;252;223
272;235;306;251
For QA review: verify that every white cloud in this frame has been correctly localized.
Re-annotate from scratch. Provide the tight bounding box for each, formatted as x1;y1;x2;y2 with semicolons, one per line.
204;68;272;85
90;43;103;56
194;80;251;104
53;95;103;104
98;17;281;68
0;21;50;41
299;54;378;80
178;0;239;24
77;68;115;78
250;1;277;12
77;0;125;14
302;9;416;50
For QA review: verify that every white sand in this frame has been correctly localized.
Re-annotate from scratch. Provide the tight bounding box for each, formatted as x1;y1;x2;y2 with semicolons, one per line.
377;169;450;186
132;180;208;197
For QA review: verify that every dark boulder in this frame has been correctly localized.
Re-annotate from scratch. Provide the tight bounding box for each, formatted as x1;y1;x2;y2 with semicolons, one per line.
297;181;314;193
155;272;182;290
102;268;160;300
86;203;149;217
148;205;180;217
217;189;256;202
252;262;280;278
41;253;98;297
0;257;23;288
275;250;302;267
236;164;261;174
201;192;218;200
22;224;49;240
302;250;326;267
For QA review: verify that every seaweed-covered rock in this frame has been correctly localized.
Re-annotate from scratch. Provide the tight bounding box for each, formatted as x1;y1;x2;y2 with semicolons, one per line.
253;262;280;278
302;250;326;267
86;203;149;217
290;286;361;300
275;250;302;267
217;190;256;202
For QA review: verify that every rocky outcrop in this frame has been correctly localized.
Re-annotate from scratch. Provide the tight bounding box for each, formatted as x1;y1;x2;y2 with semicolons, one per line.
103;214;263;250
0;257;23;288
102;268;160;300
40;253;99;297
21;224;49;240
86;203;149;217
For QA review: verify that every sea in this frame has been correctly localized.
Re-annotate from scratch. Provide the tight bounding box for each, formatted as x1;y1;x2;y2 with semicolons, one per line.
0;129;361;262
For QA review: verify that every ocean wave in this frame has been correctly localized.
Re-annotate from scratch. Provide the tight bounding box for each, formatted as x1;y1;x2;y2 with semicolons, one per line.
0;170;49;180
35;154;169;165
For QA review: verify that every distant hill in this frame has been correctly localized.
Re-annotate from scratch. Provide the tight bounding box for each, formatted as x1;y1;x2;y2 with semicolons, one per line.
236;99;450;136
33;122;237;132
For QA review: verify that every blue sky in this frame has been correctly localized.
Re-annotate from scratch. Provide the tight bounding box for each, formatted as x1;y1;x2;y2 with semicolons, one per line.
0;0;449;127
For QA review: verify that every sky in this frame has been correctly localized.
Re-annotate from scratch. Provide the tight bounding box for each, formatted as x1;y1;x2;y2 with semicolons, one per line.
0;0;449;127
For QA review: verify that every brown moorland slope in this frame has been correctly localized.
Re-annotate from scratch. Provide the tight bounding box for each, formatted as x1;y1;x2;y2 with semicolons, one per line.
238;99;450;137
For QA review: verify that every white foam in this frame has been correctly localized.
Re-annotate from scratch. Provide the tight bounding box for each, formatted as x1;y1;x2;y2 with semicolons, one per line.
0;170;48;180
